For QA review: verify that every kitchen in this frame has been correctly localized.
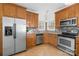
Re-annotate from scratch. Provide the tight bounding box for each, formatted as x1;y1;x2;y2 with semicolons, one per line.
0;3;79;56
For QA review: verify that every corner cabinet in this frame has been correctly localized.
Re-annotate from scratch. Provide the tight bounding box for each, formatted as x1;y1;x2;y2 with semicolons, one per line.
43;32;57;47
48;33;57;47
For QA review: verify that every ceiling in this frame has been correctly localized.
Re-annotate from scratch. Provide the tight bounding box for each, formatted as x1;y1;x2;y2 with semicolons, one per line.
16;3;66;13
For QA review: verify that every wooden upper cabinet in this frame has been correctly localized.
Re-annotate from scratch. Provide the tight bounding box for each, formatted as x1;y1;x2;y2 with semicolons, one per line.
55;12;61;28
67;6;75;18
16;6;26;19
55;4;78;28
0;4;3;17
26;11;38;27
0;4;3;56
3;3;26;19
34;14;38;27
59;10;65;20
75;4;79;17
3;4;16;17
75;4;79;27
26;11;32;27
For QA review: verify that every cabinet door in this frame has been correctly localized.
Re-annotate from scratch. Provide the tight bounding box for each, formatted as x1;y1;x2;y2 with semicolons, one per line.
75;37;79;56
49;34;57;47
67;5;75;18
55;12;61;29
3;4;16;17
43;33;49;44
26;11;38;27
75;4;79;27
9;4;16;17
26;33;36;49
75;43;79;56
16;6;26;19
26;11;30;27
3;4;10;16
34;14;38;28
0;4;3;56
29;13;33;27
59;10;65;20
31;13;34;27
0;4;3;17
62;9;69;20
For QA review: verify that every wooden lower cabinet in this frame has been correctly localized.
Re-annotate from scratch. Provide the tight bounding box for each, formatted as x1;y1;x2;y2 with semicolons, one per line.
43;32;49;44
75;37;79;56
43;32;57;47
48;34;57;47
26;33;36;49
75;43;79;56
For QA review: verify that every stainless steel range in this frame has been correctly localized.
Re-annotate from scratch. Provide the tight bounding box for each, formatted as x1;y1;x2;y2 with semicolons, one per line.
58;17;78;55
58;33;76;55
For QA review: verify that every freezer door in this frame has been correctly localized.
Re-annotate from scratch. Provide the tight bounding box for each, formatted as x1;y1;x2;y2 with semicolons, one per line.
2;17;15;56
15;18;26;53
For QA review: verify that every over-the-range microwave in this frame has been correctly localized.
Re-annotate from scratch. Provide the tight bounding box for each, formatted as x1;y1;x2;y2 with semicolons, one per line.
60;17;77;27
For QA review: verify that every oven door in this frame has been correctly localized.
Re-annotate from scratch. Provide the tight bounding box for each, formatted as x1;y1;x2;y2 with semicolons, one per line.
58;36;75;51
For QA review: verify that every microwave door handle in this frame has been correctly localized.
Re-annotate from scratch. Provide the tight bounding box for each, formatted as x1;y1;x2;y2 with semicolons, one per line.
13;23;16;39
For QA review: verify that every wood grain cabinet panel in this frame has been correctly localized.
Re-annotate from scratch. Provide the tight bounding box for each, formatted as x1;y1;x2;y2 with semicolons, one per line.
76;43;79;56
0;4;3;17
26;33;36;49
75;4;79;27
43;33;57;47
47;34;57;47
3;4;16;17
75;37;79;56
26;11;38;27
55;12;61;29
34;14;38;27
0;4;3;56
16;6;26;19
43;32;49;44
67;6;75;18
26;11;30;27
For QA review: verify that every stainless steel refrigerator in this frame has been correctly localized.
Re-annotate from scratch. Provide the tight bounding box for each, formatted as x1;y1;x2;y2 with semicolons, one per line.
2;17;26;56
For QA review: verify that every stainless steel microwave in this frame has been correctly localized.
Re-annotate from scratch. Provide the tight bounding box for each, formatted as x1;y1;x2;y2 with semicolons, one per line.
60;17;77;27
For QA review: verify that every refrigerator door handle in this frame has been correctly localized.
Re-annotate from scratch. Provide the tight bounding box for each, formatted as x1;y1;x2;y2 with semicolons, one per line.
13;23;16;39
